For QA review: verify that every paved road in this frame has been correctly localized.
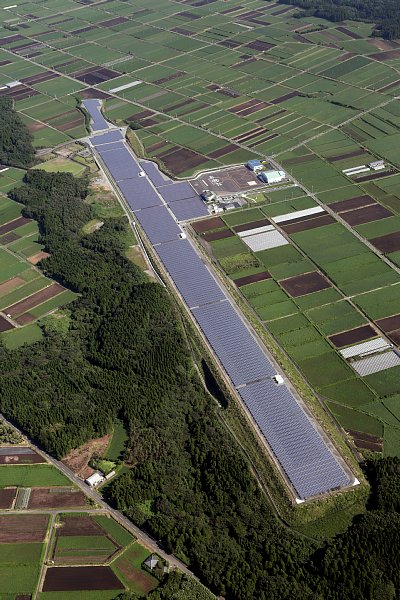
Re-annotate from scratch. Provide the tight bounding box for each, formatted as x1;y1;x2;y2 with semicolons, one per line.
0;417;197;579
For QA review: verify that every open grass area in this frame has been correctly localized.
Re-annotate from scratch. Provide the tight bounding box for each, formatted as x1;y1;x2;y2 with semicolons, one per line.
34;158;86;177
1;323;44;349
105;420;129;462
93;516;133;548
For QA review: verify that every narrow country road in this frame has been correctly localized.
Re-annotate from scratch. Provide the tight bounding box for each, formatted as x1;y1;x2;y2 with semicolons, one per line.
0;416;197;580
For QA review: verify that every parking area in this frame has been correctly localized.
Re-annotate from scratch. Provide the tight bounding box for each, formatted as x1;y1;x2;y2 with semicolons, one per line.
190;166;262;194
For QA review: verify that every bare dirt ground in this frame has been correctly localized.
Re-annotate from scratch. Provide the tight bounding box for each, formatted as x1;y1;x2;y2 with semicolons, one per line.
62;434;111;479
27;251;50;265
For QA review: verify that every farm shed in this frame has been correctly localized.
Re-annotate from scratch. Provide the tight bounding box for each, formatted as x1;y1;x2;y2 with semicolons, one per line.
258;170;286;184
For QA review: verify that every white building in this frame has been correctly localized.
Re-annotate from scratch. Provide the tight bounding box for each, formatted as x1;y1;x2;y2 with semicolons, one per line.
258;170;286;184
85;472;105;487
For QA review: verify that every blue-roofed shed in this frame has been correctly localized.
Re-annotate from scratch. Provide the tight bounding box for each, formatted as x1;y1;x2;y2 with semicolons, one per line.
247;159;262;171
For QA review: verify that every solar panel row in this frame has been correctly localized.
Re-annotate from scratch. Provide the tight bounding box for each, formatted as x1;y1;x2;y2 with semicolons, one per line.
157;240;226;308
168;197;209;221
135;206;182;245
140;160;174;188
239;379;350;498
90;130;123;146
82;99;110;132
91;126;352;500
192;300;275;387
161;181;198;203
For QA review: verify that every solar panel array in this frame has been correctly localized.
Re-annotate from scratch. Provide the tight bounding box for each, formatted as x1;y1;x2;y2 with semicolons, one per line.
192;301;275;387
168;197;209;221
161;182;198;203
82;99;110;132
140;160;174;188
90;130;123;146
135;206;182;245
89;124;351;500
239;379;350;499
119;179;162;211
157;240;225;308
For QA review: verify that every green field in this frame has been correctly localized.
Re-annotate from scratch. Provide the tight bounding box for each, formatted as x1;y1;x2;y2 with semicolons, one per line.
0;464;71;487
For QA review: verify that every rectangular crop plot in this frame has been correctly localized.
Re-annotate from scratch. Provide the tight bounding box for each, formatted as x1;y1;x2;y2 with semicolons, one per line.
4;283;65;317
238;378;350;499
330;195;376;212
0;315;14;331
376;313;400;332
192;216;225;233
0;447;44;464
233;218;271;233
371;231;400;253
0;514;48;542
157;239;225;308
234;271;271;287
135;206;182;245
203;229;234;242
329;324;377;347
43;566;123;591
28;488;86;509
340;204;393;226
280;271;331;297
281;214;336;234
243;229;289;252
0;488;16;509
192;300;276;387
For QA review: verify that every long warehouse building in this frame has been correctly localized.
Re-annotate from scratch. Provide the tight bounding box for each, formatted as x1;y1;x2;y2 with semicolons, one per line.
87;123;353;502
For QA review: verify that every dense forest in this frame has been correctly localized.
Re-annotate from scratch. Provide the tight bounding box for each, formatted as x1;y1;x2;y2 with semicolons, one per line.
0;97;35;168
282;0;400;39
1;168;399;599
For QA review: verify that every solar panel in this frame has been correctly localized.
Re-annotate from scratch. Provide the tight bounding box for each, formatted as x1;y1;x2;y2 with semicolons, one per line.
192;301;275;387
238;379;350;499
95;141;126;154
140;160;174;188
168;197;209;221
135;206;182;245
90;130;123;146
119;179;163;211
97;146;141;182
82;99;109;132
156;239;226;309
160;182;198;203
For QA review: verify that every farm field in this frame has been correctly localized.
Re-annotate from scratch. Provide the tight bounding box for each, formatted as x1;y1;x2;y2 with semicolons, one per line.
0;0;398;180
0;186;78;347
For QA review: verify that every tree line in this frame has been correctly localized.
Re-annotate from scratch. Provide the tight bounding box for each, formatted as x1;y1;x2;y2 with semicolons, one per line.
0;97;35;168
282;0;400;39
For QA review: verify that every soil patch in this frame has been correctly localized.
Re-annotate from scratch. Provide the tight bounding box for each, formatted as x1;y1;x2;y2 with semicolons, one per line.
340;204;392;226
347;429;382;452
375;313;400;333
203;229;233;241
0;447;43;464
114;558;157;593
62;434;111;479
58;515;104;536
0;487;16;509
0;514;48;542
233;218;271;233
43;566;123;591
329;324;377;347
329;195;375;212
192;217;225;233
5;283;65;317
281;214;335;233
27;251;51;264
371;231;400;253
28;488;87;509
280;271;331;297
0;216;31;236
0;315;14;332
14;313;35;325
234;271;271;286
